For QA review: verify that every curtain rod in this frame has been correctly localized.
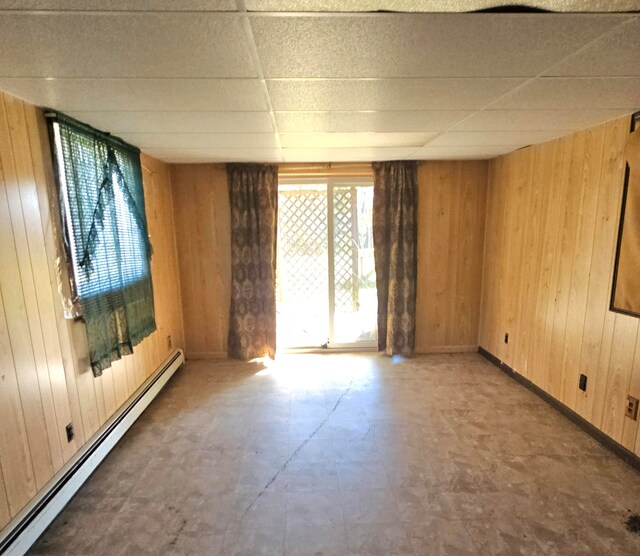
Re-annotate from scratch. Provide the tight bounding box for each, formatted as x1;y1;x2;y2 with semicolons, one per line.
279;162;372;170
278;162;373;177
44;109;141;155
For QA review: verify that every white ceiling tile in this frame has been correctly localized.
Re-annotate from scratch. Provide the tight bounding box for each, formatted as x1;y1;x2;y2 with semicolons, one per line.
279;132;434;148
0;4;633;164
274;110;472;132
66;111;275;134
267;78;524;111
252;14;625;78
0;13;254;78
455;109;631;131
5;0;634;11
245;1;640;11
143;148;283;164
0;1;236;10
0;78;267;111
491;77;640;109
412;145;517;160
282;147;416;162
428;130;568;147
119;133;279;150
5;0;636;12
545;17;640;77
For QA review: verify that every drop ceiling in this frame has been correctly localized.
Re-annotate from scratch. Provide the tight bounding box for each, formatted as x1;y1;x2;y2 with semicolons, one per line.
0;1;638;163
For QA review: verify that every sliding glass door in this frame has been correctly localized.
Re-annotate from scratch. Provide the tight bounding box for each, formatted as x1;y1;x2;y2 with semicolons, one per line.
277;179;377;349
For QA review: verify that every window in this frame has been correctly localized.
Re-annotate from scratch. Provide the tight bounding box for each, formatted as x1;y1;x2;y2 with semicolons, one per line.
48;113;155;376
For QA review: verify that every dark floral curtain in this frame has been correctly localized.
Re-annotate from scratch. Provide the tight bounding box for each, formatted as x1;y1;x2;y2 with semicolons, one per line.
227;164;278;360
372;161;418;356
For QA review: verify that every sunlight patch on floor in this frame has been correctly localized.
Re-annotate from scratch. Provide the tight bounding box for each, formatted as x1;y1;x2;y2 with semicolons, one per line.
251;353;375;390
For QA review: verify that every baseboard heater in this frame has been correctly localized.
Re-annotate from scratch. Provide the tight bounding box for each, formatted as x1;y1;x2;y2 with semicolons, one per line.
0;349;185;556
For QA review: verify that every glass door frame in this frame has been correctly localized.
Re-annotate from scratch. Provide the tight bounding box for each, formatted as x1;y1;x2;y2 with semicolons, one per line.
277;176;377;351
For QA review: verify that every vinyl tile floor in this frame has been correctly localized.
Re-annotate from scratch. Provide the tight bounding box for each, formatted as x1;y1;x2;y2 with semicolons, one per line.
32;353;640;555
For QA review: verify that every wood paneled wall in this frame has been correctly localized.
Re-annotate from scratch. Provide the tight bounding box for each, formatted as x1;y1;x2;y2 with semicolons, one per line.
479;115;640;455
415;161;488;353
170;164;230;359
0;91;184;529
169;161;487;357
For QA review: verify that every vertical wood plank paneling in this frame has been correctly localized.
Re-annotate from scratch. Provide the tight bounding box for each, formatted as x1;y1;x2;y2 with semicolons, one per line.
457;161;487;345
0;94;55;489
632;333;640;453
462;161;487;347
528;140;566;388
513;149;535;376
0;91;184;525
445;163;462;345
521;143;547;383
455;163;471;343
576;118;629;422
194;169;219;353
622;332;640;450
92;373;107;427
3;97;69;472
547;131;586;400
110;359;128;409
540;138;572;394
5;96;67;472
493;155;512;362
415;163;432;348
525;147;548;379
415;160;488;353
480;114;639;453
601;316;638;442
72;322;102;438
478;159;502;355
27;103;86;450
0;268;37;516
123;355;137;399
416;162;444;351
7;97;78;463
418;162;450;350
510;149;534;376
171;164;230;358
171;167;199;356
561;125;605;410
592;312;618;429
0;465;11;530
155;160;185;351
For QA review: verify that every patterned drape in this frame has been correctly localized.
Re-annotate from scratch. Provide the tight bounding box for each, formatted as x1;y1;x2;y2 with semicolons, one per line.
372;161;418;356
227;164;279;360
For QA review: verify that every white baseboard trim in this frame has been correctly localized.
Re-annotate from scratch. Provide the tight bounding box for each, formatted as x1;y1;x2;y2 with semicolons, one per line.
0;349;184;556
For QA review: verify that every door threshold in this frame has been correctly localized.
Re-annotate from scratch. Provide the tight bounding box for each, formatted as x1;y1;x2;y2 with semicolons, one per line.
280;346;377;354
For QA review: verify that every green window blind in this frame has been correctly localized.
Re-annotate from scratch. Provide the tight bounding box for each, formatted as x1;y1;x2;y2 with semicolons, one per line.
48;112;156;376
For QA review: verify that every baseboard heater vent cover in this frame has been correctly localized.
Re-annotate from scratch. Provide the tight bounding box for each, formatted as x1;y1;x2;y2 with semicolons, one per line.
0;349;184;556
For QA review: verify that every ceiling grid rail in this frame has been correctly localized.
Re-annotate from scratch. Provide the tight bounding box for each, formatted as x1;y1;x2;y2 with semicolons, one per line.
235;0;283;157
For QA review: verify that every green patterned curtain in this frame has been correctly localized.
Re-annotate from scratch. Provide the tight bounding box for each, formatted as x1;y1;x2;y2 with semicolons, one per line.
48;113;156;376
372;161;418;356
227;163;278;360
